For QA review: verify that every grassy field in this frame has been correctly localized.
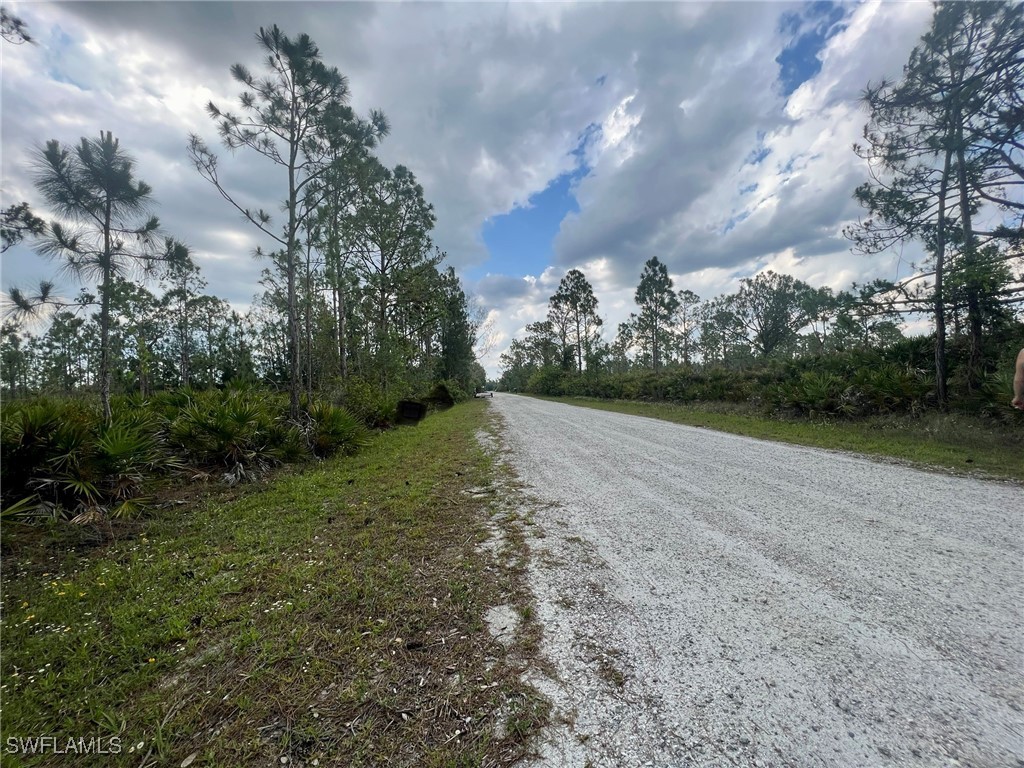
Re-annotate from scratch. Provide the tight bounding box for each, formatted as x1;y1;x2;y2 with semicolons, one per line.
0;400;547;767
532;395;1024;483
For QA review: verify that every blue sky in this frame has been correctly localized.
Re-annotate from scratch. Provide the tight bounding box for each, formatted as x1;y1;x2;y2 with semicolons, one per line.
1;1;946;376
479;168;585;282
474;1;850;288
776;1;849;96
476;122;601;281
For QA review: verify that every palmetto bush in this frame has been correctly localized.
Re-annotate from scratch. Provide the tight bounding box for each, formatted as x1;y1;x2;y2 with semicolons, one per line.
2;387;378;525
304;401;369;458
1;399;71;506
123;388;197;424
971;369;1023;421
851;363;933;414
169;389;299;471
2;400;70;518
775;371;855;418
1;399;174;522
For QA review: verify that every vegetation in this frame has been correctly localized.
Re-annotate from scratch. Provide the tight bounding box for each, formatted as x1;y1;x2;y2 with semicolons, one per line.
2;20;488;530
500;267;1023;424
847;2;1023;402
4;22;486;421
1;400;548;766
0;390;380;524
0;1;1019;763
1;21;503;762
187;25;389;419
532;396;1024;482
499;3;1023;432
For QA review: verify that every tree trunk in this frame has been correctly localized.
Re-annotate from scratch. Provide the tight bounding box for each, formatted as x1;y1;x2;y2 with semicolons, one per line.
933;145;953;407
305;239;314;400
339;284;348;380
652;317;659;373
575;313;583;373
180;280;191;389
100;205;113;424
137;333;148;398
955;141;983;392
286;145;301;420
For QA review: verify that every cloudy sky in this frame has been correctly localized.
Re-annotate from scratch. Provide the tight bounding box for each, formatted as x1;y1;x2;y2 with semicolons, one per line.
2;0;943;377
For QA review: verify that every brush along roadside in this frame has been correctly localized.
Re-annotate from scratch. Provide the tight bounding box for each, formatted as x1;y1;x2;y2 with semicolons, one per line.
530;395;1024;483
0;400;549;767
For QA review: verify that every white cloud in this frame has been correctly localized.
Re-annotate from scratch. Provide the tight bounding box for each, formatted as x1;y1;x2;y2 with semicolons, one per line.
1;1;950;380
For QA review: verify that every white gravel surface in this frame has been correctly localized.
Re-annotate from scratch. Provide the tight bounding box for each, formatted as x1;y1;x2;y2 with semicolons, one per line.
489;394;1024;767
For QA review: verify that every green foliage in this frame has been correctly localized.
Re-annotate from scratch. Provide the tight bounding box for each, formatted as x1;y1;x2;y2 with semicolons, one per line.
1;400;545;765
1;398;174;522
168;389;295;471
2;385;388;525
549;269;602;374
851;363;933;415
631;257;679;372
1;399;81;507
1;201;45;252
304;401;369;457
339;377;398;428
425;379;469;408
526;365;568;396
26;131;163;422
778;371;854;418
514;346;956;421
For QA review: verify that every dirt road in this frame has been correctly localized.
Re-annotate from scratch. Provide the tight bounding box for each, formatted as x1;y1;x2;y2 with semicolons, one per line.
490;394;1024;767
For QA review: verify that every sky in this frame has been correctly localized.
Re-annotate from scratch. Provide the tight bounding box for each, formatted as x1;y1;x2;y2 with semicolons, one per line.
1;0;949;378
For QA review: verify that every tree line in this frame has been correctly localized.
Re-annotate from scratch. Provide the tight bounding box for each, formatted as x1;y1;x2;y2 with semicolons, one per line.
500;1;1023;410
500;261;910;387
3;23;486;421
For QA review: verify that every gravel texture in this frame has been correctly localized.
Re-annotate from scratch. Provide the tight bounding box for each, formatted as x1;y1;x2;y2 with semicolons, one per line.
490;394;1024;767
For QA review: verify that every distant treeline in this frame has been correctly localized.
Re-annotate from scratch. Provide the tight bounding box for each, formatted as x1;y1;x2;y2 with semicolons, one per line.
500;2;1024;415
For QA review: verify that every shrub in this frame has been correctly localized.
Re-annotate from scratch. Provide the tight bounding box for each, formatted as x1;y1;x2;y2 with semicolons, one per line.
340;377;397;428
851;363;932;415
1;400;174;522
525;366;566;396
971;369;1023;421
425;381;458;408
1;399;72;507
169;389;285;470
305;401;369;458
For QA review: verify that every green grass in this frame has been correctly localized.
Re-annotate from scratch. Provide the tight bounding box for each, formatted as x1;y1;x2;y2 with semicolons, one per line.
0;400;547;767
532;395;1024;483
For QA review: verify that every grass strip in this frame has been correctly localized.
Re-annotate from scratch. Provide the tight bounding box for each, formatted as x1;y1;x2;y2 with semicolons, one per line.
531;395;1024;483
0;400;547;767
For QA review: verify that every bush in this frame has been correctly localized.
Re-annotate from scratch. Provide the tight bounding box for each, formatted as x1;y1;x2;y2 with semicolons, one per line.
340;377;398;428
1;399;175;522
425;381;458;408
851;363;933;415
168;389;289;470
525;366;566;396
1;399;73;508
305;401;369;457
791;371;853;417
2;386;379;525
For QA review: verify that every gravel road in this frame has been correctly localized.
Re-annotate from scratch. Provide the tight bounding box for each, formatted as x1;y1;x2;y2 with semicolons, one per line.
489;394;1024;767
